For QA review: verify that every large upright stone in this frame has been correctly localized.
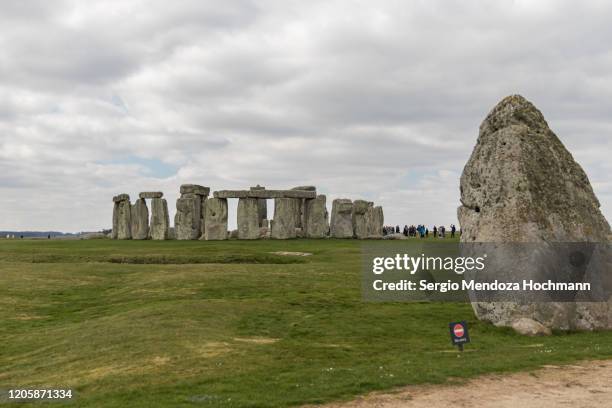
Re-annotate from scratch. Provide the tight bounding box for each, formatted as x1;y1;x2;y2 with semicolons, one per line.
352;200;370;239
250;185;267;227
199;198;207;239
291;186;315;228
271;198;298;239
112;195;132;240
304;195;329;238
458;94;612;330
175;193;201;240
150;198;170;240
330;199;354;238
204;198;228;240
130;198;149;240
237;198;259;240
365;205;384;238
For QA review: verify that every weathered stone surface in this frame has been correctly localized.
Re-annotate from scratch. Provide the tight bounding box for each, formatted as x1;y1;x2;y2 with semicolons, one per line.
115;199;132;239
352;199;370;239
291;186;316;191
130;198;149;240
199;198;207;239
150;198;169;240
330;199;353;238
250;185;268;226
139;191;163;199
271;198;298;239
237;198;260;240
291;187;315;228
511;318;552;336
458;95;612;330
204;198;228;240
113;193;130;203
175;195;201;240
304;195;329;238
180;184;210;196
365;204;384;238
214;190;316;199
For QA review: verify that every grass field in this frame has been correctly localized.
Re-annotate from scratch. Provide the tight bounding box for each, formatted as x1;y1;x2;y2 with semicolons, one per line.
1;238;612;407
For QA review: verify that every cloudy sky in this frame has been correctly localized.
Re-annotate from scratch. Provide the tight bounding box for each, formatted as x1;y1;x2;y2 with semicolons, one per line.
1;0;611;232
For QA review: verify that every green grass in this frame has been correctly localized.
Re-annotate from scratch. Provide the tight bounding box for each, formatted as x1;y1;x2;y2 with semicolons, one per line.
1;238;611;407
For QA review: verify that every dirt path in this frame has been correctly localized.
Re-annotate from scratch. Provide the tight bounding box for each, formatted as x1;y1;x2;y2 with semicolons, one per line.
312;360;612;408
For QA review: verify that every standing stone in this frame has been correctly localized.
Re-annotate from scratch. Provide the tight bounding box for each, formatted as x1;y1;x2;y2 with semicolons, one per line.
174;184;209;240
304;195;329;238
365;204;384;238
150;198;170;240
112;203;119;240
130;198;149;240
175;193;201;240
250;185;268;227
113;195;132;240
199;198;207;239
352;200;370;239
204;198;228;240
291;186;316;228
237;198;260;239
271;198;298;239
458;94;612;331
330;199;354;238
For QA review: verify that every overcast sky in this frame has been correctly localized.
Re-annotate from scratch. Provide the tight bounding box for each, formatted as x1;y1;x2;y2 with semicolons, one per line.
1;0;611;232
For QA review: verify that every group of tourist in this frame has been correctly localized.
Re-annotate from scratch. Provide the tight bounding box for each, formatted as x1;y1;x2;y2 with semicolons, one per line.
382;224;458;238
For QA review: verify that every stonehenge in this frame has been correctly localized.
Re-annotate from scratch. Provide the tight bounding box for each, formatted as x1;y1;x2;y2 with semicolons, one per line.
111;186;383;240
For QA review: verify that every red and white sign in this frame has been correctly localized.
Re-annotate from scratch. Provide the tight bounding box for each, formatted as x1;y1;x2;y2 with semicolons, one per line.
453;323;465;338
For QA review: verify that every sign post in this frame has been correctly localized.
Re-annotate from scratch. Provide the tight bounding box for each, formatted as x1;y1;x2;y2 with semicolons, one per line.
449;321;470;351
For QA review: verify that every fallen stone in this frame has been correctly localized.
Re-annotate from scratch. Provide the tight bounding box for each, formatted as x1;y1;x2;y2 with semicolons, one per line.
180;184;210;196
150;198;170;240
330;199;354;238
130;198;149;240
458;94;612;330
214;189;316;199
139;191;163;199
204;198;228;240
237;197;259;239
271;198;298;239
511;318;552;336
304;195;329;238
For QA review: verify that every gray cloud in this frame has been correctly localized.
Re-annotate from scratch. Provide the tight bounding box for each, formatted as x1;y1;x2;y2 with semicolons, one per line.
0;0;611;231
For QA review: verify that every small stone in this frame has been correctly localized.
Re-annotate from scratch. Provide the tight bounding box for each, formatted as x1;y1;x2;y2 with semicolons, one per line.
511;318;552;336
